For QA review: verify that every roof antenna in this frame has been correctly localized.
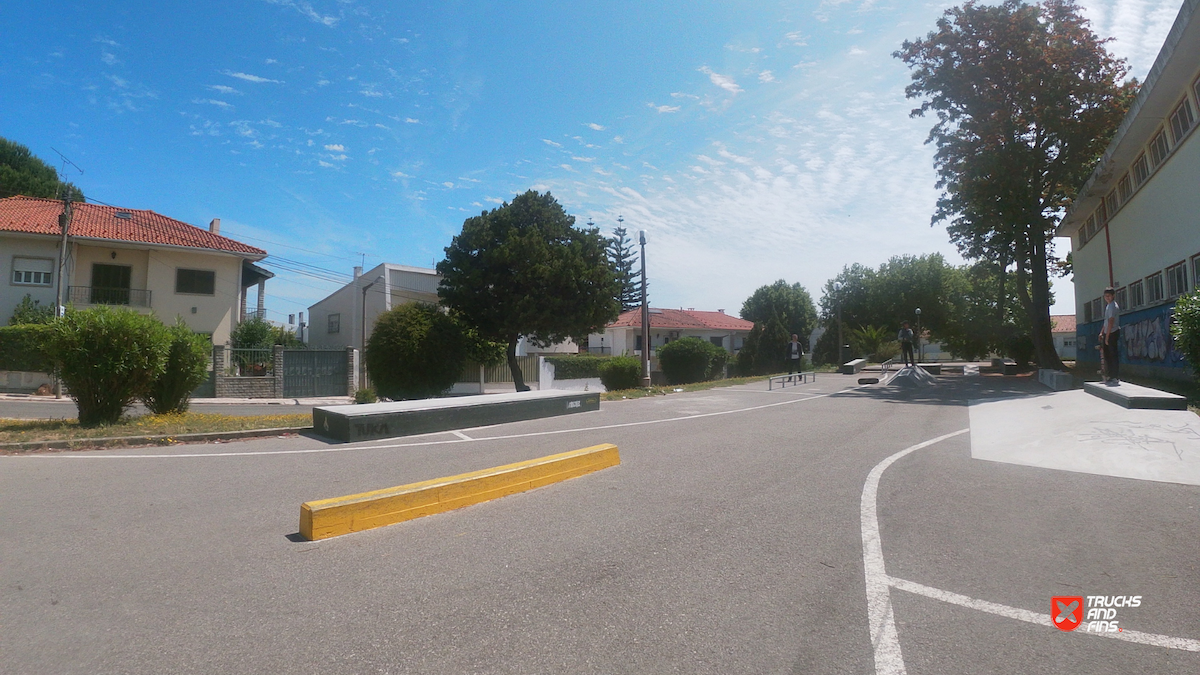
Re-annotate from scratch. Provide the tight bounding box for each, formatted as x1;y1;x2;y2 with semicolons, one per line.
49;147;83;201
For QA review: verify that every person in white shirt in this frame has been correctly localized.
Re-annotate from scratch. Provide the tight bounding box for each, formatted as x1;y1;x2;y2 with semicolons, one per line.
1100;287;1120;385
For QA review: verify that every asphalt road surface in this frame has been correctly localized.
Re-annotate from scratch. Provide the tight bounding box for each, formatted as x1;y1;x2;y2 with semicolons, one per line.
2;375;1198;674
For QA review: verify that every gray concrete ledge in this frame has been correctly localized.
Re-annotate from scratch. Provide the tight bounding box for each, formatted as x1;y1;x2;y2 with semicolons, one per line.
313;390;601;442
1083;381;1188;410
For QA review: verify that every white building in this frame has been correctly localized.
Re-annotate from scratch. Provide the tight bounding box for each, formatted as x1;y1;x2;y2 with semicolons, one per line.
306;263;441;352
1056;0;1200;382
587;307;754;358
1051;315;1078;361
0;197;269;345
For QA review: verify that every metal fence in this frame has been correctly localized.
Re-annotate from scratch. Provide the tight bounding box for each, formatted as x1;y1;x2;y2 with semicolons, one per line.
457;355;541;385
282;349;347;397
67;286;152;308
229;348;273;376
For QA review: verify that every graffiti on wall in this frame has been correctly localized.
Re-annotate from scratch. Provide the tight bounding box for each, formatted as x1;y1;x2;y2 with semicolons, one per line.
1076;302;1187;370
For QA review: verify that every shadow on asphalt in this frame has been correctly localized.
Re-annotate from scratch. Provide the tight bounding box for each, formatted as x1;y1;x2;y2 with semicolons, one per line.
831;374;1055;407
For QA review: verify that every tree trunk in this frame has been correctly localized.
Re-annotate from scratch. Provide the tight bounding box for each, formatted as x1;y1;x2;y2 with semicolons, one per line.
506;336;530;392
1027;228;1065;370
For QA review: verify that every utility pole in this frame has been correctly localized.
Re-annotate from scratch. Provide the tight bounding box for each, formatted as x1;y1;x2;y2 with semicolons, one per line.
53;197;74;399
639;227;650;388
360;275;383;388
834;281;844;367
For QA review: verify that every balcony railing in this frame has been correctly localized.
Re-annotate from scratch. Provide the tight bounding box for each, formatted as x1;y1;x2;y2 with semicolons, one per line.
584;346;612;355
67;286;152;308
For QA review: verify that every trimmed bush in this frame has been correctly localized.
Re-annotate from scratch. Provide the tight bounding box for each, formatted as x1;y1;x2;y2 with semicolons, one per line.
142;320;211;414
47;307;171;426
599;355;641;390
354;387;378;404
1171;290;1200;378
9;294;54;325
658;337;727;385
230;316;275;349
546;354;608;379
0;323;54;372
366;303;470;400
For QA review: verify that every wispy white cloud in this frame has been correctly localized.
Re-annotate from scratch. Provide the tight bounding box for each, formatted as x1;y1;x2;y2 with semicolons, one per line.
224;71;283;84
698;66;743;94
262;0;339;27
784;31;808;46
360;89;384;97
316;79;331;86
648;102;681;113
586;122;606;131
208;85;241;95
404;117;420;124
101;51;120;66
1078;0;1180;79
94;36;120;48
759;70;776;83
848;46;867;56
442;181;454;188
324;143;344;151
571;156;595;163
193;98;234;109
484;196;505;204
542;138;563;147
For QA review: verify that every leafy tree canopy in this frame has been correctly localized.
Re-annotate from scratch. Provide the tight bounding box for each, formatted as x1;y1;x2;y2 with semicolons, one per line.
0;137;84;202
896;0;1135;369
437;190;621;390
740;280;817;343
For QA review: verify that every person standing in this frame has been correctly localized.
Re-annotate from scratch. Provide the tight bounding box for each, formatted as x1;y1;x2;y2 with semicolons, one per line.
1100;287;1121;385
898;322;915;367
786;333;804;374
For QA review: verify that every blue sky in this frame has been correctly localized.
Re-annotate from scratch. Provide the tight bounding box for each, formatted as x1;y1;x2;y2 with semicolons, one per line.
0;0;1182;326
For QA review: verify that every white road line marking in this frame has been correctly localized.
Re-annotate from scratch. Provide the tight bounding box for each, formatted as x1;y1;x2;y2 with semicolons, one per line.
450;430;473;441
862;428;1200;675
13;388;851;459
861;428;970;675
888;577;1200;652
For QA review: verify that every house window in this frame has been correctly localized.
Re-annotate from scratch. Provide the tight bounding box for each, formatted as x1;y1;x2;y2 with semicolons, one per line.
635;334;643;350
1117;173;1132;204
1131;153;1149;186
1147;272;1164;304
1193;254;1200;292
1115;287;1128;313
709;336;724;348
1104;191;1119;219
1063;339;1075;348
1169;98;1195;145
1129;280;1145;308
1083;300;1093;324
11;257;54;286
1166;262;1188;298
175;268;215;295
327;313;340;334
1149;129;1170;167
1082;214;1096;244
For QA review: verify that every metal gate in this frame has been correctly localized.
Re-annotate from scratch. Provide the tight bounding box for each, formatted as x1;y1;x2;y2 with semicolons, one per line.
282;349;347;398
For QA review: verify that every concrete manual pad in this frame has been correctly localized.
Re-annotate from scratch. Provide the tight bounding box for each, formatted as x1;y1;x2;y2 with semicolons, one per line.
1083;380;1188;410
969;389;1200;486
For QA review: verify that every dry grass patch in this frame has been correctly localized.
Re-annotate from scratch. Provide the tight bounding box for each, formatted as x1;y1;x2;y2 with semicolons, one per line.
0;412;311;444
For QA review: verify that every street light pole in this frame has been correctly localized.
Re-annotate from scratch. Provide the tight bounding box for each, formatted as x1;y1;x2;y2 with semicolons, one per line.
833;281;844;367
639;228;650;388
914;307;924;364
361;275;383;389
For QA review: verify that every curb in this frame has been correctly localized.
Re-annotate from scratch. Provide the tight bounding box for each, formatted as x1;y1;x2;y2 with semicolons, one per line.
0;426;313;454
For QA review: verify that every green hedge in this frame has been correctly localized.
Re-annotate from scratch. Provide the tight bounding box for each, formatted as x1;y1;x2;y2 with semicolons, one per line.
0;324;53;372
546;354;609;379
599;356;642;390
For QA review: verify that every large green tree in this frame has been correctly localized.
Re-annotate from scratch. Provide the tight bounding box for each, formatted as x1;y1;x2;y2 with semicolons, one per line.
0;137;84;201
438;190;621;390
818;254;960;339
740;280;817;344
896;0;1136;369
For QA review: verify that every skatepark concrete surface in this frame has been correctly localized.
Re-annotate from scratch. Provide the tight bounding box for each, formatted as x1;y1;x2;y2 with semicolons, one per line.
3;373;1198;675
970;389;1200;486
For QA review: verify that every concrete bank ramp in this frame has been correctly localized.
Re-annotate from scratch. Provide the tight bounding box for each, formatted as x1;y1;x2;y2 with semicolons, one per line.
886;365;938;388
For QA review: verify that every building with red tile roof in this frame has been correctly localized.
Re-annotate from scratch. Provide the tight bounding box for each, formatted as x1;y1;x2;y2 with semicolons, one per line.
1;196;271;348
587;307;755;358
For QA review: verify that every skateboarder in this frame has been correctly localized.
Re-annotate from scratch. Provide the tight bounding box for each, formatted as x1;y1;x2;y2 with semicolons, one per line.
1100;287;1120;385
786;334;804;374
898;322;915;367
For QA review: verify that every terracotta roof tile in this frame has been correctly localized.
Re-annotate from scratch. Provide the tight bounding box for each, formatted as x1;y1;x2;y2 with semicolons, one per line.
608;307;754;331
0;196;265;257
1051;314;1077;334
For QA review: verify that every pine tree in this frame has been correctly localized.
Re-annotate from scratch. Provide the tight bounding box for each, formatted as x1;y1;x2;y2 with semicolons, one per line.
608;226;645;312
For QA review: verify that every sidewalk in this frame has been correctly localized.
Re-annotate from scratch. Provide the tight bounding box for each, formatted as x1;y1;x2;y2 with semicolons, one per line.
969;388;1200;486
0;393;351;406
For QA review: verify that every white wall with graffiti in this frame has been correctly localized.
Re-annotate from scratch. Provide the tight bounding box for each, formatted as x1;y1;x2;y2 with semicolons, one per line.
1078;301;1190;381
